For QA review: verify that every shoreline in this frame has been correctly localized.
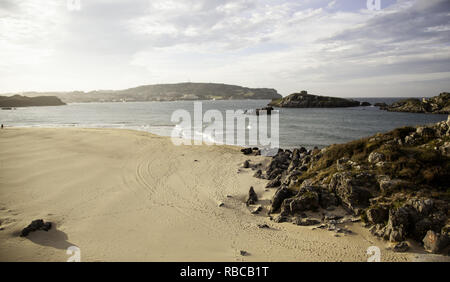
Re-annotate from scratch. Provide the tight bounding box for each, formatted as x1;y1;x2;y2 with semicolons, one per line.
0;127;447;261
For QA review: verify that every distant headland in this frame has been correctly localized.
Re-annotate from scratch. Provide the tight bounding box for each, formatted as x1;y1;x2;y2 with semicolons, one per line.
3;83;282;103
0;95;65;108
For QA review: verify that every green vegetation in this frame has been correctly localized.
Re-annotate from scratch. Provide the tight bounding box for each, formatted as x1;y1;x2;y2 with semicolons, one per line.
294;125;450;191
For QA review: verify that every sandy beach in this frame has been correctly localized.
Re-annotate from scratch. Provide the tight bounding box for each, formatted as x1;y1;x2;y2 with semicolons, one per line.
0;127;437;262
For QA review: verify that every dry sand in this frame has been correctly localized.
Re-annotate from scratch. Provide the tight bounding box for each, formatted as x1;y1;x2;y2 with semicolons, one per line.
0;128;442;261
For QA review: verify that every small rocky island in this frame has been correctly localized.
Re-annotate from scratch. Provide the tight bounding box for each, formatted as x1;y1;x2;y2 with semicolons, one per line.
0;95;65;108
379;92;449;114
268;91;365;108
244;117;450;254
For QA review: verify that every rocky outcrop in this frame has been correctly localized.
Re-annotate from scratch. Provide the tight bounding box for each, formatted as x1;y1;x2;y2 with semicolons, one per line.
379;92;450;114
252;117;450;253
329;172;375;214
268;91;361;108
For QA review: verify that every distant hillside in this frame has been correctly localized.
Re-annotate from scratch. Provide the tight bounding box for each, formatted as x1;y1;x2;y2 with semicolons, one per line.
379;92;450;114
268;91;362;108
16;83;282;103
0;95;65;108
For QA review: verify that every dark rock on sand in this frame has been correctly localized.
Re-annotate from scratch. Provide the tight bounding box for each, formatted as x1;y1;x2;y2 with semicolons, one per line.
20;219;52;237
240;250;249;256
293;217;320;226
273;215;290;223
393;241;410;252
253;169;263;179
241;148;253;155
246;187;258;206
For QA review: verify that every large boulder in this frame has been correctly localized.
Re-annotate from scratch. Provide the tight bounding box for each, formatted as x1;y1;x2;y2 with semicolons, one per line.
329;172;376;214
288;191;319;214
384;206;416;242
416;127;435;139
269;186;293;213
267;168;284;180
368;151;385;164
266;175;281;188
266;151;291;180
366;205;389;224
377;176;413;194
283;169;302;187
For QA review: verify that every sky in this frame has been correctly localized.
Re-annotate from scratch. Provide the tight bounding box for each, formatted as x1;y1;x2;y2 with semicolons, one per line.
0;0;449;97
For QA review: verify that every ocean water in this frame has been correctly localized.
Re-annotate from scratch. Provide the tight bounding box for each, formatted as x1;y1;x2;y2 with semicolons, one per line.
0;98;447;149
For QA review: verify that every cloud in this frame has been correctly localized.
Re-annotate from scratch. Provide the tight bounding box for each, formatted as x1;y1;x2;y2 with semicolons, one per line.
0;0;449;96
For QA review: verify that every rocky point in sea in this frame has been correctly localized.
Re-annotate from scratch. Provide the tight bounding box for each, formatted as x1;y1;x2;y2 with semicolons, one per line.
377;92;450;114
268;90;366;108
242;116;450;254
